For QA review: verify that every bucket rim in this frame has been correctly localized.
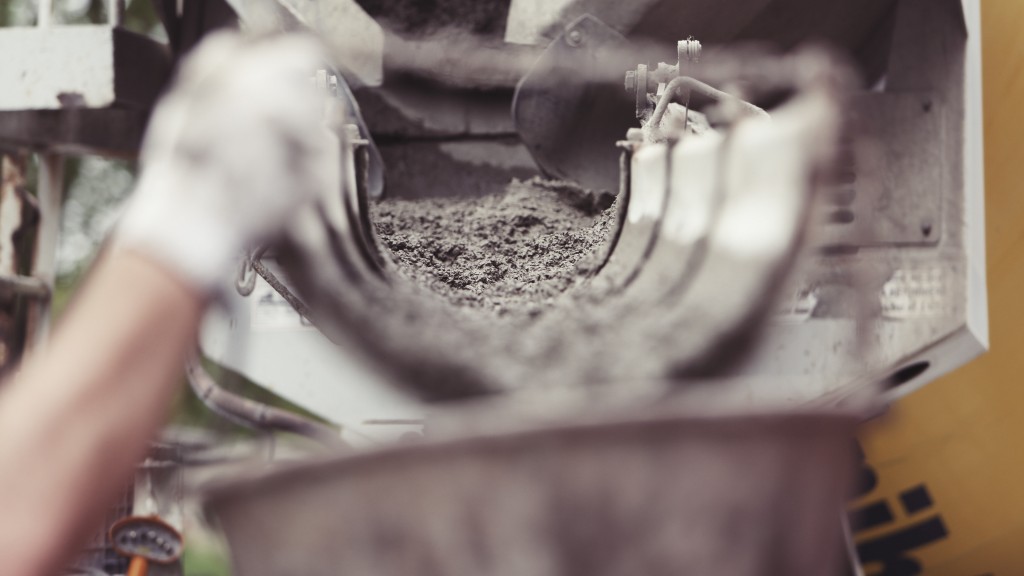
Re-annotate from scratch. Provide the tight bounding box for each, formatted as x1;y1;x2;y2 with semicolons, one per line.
200;404;863;514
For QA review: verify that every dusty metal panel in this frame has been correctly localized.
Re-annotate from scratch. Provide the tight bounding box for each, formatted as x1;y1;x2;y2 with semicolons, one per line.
110;27;173;109
505;0;895;67
505;0;577;45
817;93;946;248
375;139;537;200
513;15;636;193
0;26;169;111
733;0;985;404
354;84;518;139
0;26;116;110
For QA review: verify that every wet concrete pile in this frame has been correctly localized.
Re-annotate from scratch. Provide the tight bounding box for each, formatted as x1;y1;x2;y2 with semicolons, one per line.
277;173;648;401
280;165;767;402
371;177;617;318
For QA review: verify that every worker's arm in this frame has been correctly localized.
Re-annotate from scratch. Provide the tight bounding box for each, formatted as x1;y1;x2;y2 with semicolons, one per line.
0;31;332;575
0;251;204;576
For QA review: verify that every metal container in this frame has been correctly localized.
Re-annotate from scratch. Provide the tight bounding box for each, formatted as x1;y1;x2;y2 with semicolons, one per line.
203;408;859;576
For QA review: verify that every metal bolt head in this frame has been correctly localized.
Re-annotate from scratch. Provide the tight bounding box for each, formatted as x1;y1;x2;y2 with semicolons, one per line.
678;39;702;64
625;71;637;93
567;29;583;47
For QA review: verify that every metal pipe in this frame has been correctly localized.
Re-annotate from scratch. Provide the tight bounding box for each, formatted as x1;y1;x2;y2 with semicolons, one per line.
28;153;64;346
648;76;769;133
0;274;49;299
185;353;343;447
249;258;316;324
36;0;52;27
106;0;125;26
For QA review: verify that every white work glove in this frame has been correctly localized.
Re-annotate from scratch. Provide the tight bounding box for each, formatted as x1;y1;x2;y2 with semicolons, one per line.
114;31;336;294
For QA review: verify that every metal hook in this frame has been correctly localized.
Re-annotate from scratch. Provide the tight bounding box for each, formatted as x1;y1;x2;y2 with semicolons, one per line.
235;252;258;297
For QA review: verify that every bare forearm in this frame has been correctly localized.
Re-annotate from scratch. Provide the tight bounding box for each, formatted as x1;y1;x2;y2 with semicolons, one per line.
0;31;327;575
0;251;204;576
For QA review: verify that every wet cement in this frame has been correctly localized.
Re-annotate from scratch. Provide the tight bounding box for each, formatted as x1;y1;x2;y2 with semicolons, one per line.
371;177;618;319
282;174;711;401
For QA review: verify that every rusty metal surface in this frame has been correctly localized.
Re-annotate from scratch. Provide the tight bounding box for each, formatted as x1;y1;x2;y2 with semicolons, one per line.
205;409;859;576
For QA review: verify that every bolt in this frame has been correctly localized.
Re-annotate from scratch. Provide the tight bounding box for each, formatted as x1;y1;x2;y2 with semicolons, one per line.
625;71;637;93
567;29;583;47
678;39;702;65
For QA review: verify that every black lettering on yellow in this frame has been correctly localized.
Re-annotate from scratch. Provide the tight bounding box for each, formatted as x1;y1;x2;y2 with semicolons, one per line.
856;516;948;576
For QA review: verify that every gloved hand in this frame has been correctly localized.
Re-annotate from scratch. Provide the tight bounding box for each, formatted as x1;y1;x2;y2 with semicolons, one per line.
114;31;336;294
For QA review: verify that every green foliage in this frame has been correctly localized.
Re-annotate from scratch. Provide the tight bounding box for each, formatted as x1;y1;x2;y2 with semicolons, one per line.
182;541;233;576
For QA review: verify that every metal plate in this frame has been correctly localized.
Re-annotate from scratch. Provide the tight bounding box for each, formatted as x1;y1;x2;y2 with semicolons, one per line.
513;15;637;193
0;26;169;112
819;93;945;247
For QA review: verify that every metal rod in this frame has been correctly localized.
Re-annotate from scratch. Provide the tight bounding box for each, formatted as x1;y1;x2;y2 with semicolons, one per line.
0;274;50;299
28;153;64;346
249;258;316;325
36;0;53;27
648;76;769;133
106;0;125;26
185;353;344;447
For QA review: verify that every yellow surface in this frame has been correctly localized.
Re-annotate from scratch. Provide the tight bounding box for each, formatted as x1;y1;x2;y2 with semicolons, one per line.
855;2;1024;575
